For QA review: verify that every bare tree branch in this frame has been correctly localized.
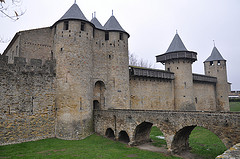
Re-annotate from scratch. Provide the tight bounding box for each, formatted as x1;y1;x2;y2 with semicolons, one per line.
0;0;25;21
129;52;155;68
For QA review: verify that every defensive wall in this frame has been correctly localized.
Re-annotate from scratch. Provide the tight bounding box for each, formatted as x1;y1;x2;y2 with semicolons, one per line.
94;109;240;153
0;55;56;145
129;66;218;111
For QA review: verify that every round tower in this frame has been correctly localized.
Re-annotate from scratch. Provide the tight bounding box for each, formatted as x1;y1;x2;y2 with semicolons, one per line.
204;46;229;111
102;13;130;109
53;3;94;139
156;33;197;110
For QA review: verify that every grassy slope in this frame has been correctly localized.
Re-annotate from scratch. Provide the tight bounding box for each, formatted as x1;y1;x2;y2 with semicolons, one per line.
230;102;240;111
0;135;180;159
150;126;226;159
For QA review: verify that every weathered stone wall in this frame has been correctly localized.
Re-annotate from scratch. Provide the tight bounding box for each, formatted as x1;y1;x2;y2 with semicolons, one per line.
129;76;174;110
204;61;229;111
4;27;54;65
193;81;217;111
19;27;53;63
54;20;94;140
4;35;20;64
216;143;240;159
94;109;240;153
165;59;196;111
0;55;56;145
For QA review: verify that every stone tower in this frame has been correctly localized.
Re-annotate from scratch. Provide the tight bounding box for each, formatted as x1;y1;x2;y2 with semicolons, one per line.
204;46;229;111
156;33;197;110
103;14;130;109
53;3;94;140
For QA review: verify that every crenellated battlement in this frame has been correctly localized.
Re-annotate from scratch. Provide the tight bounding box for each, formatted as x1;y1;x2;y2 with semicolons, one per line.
0;55;56;75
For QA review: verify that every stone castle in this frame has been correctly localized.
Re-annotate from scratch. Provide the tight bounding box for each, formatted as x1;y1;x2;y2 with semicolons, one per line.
0;3;230;145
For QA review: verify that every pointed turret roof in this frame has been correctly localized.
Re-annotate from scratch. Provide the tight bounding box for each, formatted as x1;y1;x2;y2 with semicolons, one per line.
166;33;188;53
104;15;126;32
59;3;88;22
204;46;226;62
91;17;105;30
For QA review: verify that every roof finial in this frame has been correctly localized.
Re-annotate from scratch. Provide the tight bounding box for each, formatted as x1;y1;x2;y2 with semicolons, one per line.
112;10;113;16
94;11;96;18
74;0;76;4
213;40;215;47
92;13;93;19
176;29;178;34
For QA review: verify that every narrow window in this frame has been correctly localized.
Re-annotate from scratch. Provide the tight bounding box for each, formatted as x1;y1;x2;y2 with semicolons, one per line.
210;61;213;66
167;68;170;71
105;32;109;41
195;97;198;103
63;21;69;30
93;28;95;38
119;33;123;40
12;51;14;60
81;22;85;31
217;60;221;65
16;46;18;55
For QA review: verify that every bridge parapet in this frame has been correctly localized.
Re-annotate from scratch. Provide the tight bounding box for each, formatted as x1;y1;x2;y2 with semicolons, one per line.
94;109;240;154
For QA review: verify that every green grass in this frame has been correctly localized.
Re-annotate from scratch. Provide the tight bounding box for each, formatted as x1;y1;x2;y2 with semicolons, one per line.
150;126;226;159
189;127;226;159
150;126;167;148
0;134;180;159
230;102;240;112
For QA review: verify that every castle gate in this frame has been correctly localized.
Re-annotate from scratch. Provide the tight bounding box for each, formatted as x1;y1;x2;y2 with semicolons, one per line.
94;109;240;153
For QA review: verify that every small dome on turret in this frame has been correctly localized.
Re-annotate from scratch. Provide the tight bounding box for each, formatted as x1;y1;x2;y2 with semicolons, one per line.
104;12;129;36
156;32;197;64
104;15;125;32
166;32;188;53
53;3;89;26
204;46;226;62
91;16;105;30
59;3;88;22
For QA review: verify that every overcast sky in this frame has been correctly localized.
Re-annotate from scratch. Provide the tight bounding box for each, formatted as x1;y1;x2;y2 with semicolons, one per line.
0;0;239;90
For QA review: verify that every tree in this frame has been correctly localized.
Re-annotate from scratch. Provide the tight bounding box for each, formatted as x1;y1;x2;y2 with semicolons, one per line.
0;0;24;21
129;53;155;68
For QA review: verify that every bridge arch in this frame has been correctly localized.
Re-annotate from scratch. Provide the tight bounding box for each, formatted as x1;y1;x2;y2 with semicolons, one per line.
171;125;226;154
118;130;130;143
133;121;153;145
105;128;115;139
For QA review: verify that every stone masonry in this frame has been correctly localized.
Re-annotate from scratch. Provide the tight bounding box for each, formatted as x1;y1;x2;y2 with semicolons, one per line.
0;2;237;155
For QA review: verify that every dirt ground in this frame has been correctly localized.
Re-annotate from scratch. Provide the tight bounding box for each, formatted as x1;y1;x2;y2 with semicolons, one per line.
136;143;202;159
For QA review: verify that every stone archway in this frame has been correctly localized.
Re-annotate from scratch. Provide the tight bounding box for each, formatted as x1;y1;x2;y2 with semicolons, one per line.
105;128;115;139
93;81;105;110
133;122;153;145
171;125;196;153
118;131;130;143
171;125;227;154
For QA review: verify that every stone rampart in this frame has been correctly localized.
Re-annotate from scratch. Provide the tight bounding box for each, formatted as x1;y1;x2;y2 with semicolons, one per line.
0;55;56;145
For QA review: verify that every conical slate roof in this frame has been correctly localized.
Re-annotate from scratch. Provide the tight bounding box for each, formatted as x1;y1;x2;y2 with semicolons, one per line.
59;3;88;22
104;15;126;32
166;33;188;53
204;46;226;62
91;17;105;30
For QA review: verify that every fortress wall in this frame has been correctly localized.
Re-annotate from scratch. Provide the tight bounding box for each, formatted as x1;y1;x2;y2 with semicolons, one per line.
92;29;130;110
19;27;53;63
54;21;94;139
193;82;217;111
129;77;174;110
0;56;56;145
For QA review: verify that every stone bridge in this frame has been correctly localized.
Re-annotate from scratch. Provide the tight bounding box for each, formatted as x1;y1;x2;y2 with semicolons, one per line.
93;109;240;153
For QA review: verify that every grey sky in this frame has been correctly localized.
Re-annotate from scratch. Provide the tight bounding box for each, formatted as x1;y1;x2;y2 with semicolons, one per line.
0;0;239;90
